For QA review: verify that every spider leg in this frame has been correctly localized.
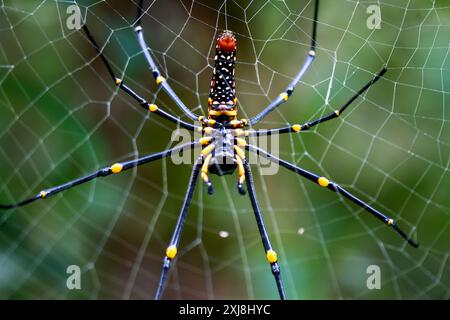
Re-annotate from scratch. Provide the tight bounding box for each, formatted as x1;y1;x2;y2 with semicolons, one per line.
245;68;387;136
242;158;286;299
199;139;218;195
155;155;203;300
0;141;201;210
135;0;200;122
82;24;200;132
246;144;419;248
234;150;246;195
200;153;215;195
298;68;387;131
247;0;319;126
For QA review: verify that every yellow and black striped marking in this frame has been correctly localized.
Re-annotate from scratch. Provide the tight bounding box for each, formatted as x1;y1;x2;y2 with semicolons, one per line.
199;137;213;145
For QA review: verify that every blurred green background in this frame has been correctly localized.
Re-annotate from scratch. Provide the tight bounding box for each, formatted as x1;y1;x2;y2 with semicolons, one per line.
0;0;448;299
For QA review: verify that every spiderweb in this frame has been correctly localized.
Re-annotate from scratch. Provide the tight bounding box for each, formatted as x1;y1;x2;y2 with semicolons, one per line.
0;0;448;299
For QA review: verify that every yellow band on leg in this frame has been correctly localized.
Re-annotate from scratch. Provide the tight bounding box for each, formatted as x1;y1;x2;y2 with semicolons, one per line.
201;172;209;183
199;137;213;145
203;127;213;135
149;104;158;112
202;154;212;174
235;155;245;177
111;163;123;174
318;177;329;187
236;138;247;148
234;146;246;160
156;76;165;85
266;249;278;263
201;144;215;156
166;245;177;259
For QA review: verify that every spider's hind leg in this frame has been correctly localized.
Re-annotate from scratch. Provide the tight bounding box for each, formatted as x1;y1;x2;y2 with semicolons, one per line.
246;144;419;248
243;159;286;300
155;156;203;300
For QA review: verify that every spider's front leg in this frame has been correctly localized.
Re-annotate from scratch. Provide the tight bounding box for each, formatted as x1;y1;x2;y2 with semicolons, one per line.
247;0;320;126
135;0;200;121
82;24;200;132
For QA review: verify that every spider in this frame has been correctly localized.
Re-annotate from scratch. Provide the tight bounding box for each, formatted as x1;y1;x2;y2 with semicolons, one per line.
0;0;418;300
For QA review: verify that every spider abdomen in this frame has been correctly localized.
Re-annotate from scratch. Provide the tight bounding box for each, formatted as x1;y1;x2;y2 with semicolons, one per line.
208;30;238;124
